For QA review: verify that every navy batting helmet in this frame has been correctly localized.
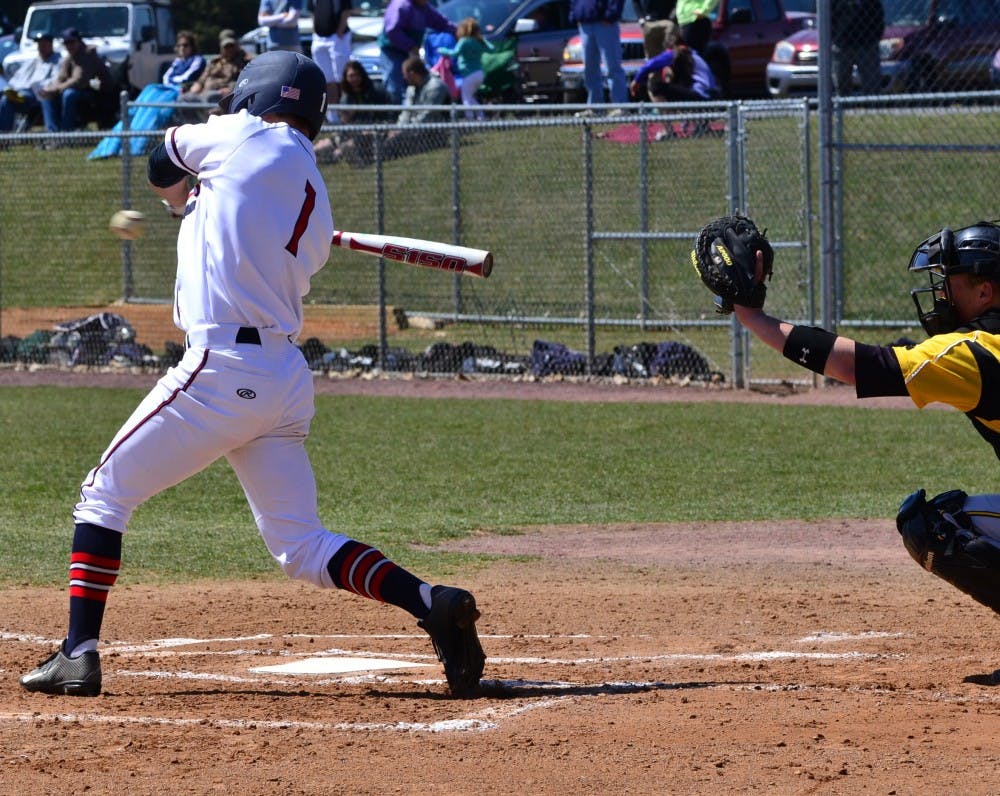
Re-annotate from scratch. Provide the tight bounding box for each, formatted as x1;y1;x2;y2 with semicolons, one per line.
218;50;327;140
909;221;1000;335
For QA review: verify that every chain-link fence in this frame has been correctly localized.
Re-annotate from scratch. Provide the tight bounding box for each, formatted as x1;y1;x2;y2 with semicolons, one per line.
3;90;999;383
0;100;797;383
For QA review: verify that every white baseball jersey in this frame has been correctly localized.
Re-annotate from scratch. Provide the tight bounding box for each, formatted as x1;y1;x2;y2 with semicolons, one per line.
164;109;334;339
73;110;349;589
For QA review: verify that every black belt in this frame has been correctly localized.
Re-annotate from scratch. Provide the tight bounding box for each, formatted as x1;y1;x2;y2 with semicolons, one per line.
235;327;262;345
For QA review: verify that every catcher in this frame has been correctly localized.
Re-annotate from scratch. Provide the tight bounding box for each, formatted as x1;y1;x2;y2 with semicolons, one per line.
692;215;1000;625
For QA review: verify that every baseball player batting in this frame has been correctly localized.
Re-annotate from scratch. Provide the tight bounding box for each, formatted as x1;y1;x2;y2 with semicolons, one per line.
693;216;1000;640
20;51;485;698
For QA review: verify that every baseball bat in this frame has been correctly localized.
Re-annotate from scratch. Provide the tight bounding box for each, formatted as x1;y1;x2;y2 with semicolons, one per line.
331;230;493;278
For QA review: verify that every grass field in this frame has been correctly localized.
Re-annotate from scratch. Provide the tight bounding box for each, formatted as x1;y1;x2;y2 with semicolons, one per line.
2;385;994;586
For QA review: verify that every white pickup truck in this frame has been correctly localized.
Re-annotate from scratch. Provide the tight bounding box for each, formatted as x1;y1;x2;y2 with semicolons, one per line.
2;0;177;95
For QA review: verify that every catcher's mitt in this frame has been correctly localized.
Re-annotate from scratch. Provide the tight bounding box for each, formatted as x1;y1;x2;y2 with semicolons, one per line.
691;214;774;314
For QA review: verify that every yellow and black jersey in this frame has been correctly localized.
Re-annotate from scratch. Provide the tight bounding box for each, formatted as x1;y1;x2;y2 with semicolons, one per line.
855;310;1000;459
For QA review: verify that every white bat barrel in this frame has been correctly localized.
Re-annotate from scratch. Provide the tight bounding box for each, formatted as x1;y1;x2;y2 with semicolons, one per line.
331;231;493;278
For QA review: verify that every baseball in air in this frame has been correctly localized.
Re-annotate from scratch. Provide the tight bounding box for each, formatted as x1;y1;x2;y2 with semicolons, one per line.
109;209;146;241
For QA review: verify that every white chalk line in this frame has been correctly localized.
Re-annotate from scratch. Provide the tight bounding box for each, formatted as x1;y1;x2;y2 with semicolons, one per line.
2;628;911;661
5;675;1000;736
0;684;566;734
0;631;607;653
796;631;910;643
0;710;500;734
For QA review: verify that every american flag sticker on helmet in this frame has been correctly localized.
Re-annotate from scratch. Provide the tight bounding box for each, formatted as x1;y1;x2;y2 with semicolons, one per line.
280;85;301;100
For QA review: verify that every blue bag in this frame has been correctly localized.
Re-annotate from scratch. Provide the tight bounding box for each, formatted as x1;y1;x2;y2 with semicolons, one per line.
89;84;180;160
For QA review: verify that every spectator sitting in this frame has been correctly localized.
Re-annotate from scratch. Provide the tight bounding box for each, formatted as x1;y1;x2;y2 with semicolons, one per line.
162;31;206;91
178;30;252;122
629;44;719;102
258;0;303;53
338;56;449;166
37;27;115;134
0;31;61;132
339;60;393;123
396;56;450;124
313;59;391;162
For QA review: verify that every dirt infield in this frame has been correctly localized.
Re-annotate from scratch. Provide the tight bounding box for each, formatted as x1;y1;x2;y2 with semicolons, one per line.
1;370;992;795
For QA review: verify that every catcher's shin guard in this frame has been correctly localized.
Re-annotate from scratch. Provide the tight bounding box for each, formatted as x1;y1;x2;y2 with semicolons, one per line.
896;488;1000;614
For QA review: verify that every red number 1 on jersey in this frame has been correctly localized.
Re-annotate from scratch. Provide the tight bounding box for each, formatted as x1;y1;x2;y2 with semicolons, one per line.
285;181;317;256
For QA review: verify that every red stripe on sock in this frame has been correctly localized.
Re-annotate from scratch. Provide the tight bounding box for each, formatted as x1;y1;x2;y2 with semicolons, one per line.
70;568;119;586
70;585;111;603
348;549;385;595
338;545;370;594
366;560;397;601
71;552;121;570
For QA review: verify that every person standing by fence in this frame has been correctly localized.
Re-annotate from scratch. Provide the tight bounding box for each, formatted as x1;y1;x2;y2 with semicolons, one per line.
674;0;718;56
831;0;885;95
378;0;456;104
258;0;304;53
311;0;357;122
638;0;677;59
569;0;629;113
437;17;494;120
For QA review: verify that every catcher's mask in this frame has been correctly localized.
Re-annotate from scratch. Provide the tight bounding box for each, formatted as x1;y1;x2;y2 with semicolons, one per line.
908;221;1000;335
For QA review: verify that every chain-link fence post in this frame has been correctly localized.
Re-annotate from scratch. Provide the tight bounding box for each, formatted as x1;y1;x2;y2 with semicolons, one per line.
818;0;836;342
374;131;387;371
638;110;650;329
120;90;134;302
450;105;462;319
727;101;746;388
582;122;595;375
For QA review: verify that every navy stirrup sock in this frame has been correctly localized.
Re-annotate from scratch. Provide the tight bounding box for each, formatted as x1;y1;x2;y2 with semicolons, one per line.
66;522;122;655
326;540;431;619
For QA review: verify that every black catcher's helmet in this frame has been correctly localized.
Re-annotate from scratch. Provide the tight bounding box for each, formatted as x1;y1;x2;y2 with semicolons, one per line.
908;221;1000;335
218;50;327;140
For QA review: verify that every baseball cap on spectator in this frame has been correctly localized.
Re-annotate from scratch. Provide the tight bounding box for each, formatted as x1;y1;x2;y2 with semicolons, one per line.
219;29;238;47
33;31;54;42
61;27;83;43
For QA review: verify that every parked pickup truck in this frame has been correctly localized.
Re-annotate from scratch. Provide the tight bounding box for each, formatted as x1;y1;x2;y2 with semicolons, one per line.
2;0;177;95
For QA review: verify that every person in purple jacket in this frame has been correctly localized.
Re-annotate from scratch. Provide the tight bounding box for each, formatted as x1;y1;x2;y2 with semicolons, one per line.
378;0;456;103
629;44;718;102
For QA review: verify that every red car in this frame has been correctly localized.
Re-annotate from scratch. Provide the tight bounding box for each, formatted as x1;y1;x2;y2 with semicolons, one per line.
560;0;815;101
767;0;1000;97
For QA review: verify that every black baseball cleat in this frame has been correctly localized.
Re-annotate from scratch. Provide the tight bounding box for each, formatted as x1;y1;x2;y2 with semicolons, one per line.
20;641;102;697
418;585;485;697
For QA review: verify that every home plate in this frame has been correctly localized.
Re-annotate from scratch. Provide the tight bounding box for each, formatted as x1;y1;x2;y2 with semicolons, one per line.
251;657;433;675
